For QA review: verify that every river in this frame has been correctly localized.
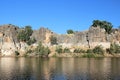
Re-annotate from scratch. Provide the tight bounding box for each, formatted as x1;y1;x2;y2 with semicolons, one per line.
0;57;120;80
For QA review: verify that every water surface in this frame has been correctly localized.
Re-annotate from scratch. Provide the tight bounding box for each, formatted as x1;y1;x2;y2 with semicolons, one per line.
0;57;120;80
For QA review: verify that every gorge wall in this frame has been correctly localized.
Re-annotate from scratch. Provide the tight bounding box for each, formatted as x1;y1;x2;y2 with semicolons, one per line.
0;24;120;56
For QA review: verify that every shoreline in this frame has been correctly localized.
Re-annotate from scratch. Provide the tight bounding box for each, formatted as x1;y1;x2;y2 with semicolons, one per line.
1;53;120;58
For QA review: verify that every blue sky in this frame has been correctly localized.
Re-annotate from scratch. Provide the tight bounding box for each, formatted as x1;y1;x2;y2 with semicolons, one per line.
0;0;120;34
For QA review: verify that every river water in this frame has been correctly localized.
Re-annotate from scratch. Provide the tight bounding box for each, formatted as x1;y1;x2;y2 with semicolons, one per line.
0;57;120;80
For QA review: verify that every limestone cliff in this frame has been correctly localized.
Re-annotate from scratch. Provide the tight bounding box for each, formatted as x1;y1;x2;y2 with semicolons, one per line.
0;24;120;56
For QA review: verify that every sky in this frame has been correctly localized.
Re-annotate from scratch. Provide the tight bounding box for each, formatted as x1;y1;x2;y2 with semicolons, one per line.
0;0;120;34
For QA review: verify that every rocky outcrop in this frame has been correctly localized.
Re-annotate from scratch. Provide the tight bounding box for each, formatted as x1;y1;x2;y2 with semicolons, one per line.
0;24;28;56
32;27;53;43
53;26;120;49
0;24;120;56
0;24;19;56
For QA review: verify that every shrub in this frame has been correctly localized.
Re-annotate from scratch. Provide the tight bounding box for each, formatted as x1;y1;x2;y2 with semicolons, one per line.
26;49;33;54
74;48;86;53
109;43;120;53
63;48;71;53
50;36;57;45
55;45;63;53
17;26;35;45
93;46;104;54
86;49;93;53
92;20;113;34
27;38;36;45
35;42;51;57
82;53;95;58
67;29;74;34
44;47;51;56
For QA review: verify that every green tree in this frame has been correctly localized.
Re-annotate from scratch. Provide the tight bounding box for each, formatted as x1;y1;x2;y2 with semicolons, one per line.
109;43;120;53
55;45;63;53
50;36;57;45
27;38;36;45
92;20;113;34
93;46;104;54
17;26;36;45
63;48;71;53
17;30;26;41
67;29;74;34
35;42;51;57
25;26;33;37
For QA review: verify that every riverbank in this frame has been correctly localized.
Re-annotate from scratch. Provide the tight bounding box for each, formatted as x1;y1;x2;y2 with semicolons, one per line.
50;53;120;58
1;53;120;58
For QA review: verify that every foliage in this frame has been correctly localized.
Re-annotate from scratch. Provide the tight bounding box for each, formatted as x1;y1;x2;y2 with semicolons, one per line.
109;43;120;54
63;48;71;53
67;29;74;34
74;48;86;53
93;46;104;54
17;30;26;41
92;20;113;34
27;38;36;45
50;36;57;45
15;51;20;56
82;53;95;58
86;49;93;53
17;26;35;45
55;45;63;53
26;49;33;54
35;42;51;57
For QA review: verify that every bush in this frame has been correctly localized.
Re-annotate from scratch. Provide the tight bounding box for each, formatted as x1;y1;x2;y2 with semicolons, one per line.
50;36;57;45
82;53;95;58
109;43;120;54
93;46;104;54
17;26;34;45
35;42;51;57
26;49;33;54
86;49;93;53
55;45;63;53
63;48;71;53
27;38;36;45
74;48;86;53
92;20;113;34
67;29;74;34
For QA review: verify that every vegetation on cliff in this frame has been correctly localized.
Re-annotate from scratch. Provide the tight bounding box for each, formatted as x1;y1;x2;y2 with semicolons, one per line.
67;29;74;34
92;20;113;34
17;26;36;45
35;42;51;57
50;36;57;45
0;19;120;57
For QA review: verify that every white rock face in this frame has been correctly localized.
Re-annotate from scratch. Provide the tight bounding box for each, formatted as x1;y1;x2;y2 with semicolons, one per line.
1;42;17;56
19;42;28;54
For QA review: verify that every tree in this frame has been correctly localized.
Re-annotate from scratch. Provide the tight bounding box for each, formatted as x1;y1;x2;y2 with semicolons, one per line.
92;20;113;34
67;29;74;34
17;30;26;41
93;46;104;54
50;36;57;45
55;45;63;53
35;42;51;57
17;26;36;45
27;38;36;45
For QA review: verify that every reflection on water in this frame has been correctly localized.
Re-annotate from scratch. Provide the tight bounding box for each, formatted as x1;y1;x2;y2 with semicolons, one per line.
0;57;120;80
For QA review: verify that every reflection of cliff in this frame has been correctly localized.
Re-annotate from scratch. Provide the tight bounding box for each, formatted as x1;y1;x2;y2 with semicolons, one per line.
88;58;112;80
0;58;20;79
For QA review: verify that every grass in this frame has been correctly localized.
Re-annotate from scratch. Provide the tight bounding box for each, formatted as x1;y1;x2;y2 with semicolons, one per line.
82;53;104;58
